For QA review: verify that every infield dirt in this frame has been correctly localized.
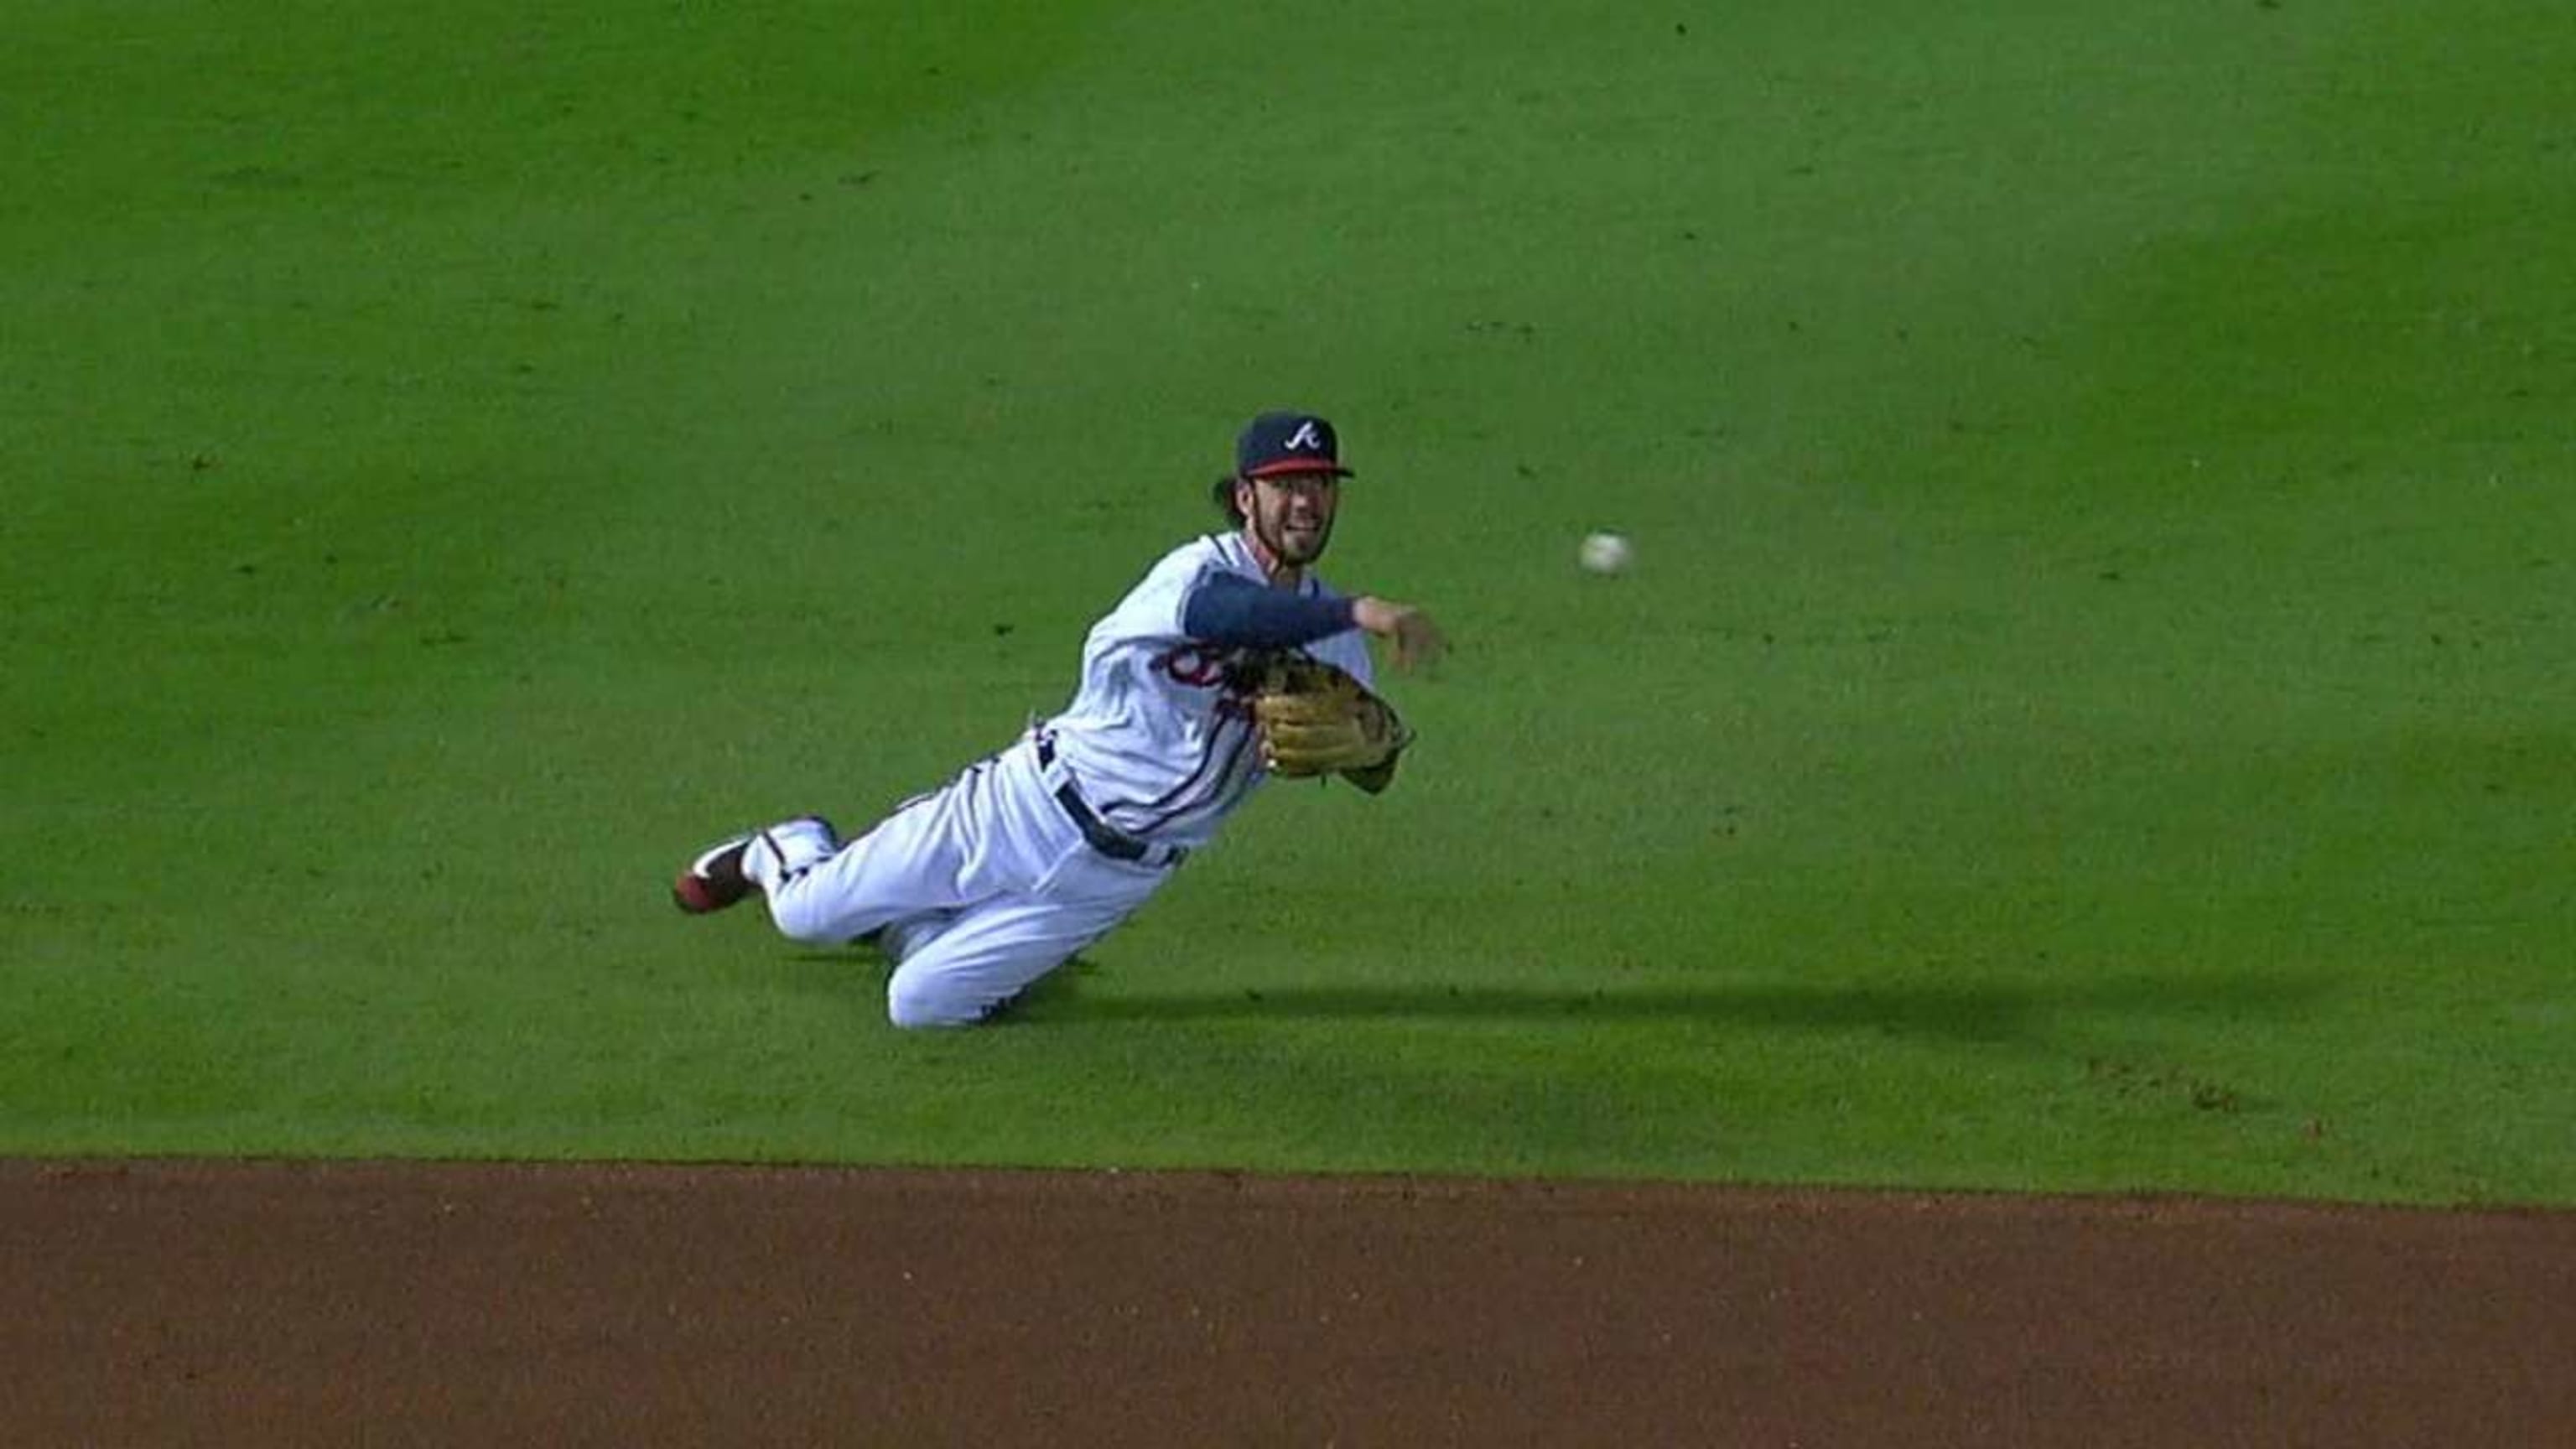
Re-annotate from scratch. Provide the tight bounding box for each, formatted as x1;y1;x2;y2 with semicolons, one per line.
8;1159;2570;1446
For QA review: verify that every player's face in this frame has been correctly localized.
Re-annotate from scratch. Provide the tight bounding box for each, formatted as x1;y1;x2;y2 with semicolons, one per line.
1243;471;1341;569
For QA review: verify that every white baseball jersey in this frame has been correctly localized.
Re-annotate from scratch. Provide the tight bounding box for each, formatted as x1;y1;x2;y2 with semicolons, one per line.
736;529;1376;1026
1042;531;1374;849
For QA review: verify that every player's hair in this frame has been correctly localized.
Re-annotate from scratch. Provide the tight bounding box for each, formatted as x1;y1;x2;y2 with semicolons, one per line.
1211;473;1248;526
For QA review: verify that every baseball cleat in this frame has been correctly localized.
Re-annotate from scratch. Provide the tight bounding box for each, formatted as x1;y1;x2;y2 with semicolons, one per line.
673;817;841;915
672;833;757;915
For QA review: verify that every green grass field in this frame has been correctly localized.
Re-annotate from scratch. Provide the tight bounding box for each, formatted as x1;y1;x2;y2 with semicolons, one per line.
6;0;2571;1205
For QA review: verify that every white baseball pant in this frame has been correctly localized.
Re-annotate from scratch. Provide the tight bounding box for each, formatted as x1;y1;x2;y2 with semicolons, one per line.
740;737;1177;1027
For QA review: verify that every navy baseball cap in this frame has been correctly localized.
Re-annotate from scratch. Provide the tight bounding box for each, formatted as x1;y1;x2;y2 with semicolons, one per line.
1235;411;1355;480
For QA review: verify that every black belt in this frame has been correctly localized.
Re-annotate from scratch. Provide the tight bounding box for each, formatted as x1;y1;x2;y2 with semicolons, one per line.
1035;735;1186;869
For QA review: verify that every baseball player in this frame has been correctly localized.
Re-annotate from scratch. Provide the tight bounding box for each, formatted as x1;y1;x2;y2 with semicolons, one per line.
671;410;1445;1027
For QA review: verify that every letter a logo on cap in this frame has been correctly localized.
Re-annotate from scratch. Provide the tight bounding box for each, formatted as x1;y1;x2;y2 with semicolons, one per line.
1236;410;1352;479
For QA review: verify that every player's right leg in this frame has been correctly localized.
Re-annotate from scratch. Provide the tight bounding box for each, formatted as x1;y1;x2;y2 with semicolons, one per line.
753;791;979;946
673;817;836;916
676;749;1054;947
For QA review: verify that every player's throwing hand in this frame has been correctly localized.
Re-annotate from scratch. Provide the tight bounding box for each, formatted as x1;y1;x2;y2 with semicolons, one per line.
1352;596;1444;672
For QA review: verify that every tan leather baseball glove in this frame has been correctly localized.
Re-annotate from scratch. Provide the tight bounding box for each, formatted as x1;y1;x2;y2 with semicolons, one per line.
1249;655;1410;779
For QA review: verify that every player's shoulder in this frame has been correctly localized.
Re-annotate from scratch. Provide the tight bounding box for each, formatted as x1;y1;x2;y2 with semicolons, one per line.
1140;532;1259;592
1092;532;1246;641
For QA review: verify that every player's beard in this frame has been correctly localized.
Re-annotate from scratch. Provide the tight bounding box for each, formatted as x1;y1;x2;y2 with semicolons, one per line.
1256;499;1334;570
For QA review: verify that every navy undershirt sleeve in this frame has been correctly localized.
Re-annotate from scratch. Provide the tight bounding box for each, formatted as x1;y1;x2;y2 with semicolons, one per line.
1181;571;1358;649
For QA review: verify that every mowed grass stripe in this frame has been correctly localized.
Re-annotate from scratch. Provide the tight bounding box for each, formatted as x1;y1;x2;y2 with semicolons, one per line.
3;2;2568;1204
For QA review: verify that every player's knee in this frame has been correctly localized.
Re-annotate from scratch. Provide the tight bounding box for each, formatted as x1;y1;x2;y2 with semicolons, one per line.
885;976;982;1030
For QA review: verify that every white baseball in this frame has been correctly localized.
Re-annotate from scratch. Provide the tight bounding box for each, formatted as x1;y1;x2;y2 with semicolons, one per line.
1578;531;1634;576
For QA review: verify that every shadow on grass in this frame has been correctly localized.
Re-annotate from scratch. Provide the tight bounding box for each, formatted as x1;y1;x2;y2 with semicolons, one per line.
770;947;1099;1026
1052;970;2339;1043
764;948;2334;1045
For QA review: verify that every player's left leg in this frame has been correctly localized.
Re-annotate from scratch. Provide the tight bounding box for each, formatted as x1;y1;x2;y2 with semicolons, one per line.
875;909;962;963
881;850;1172;1028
